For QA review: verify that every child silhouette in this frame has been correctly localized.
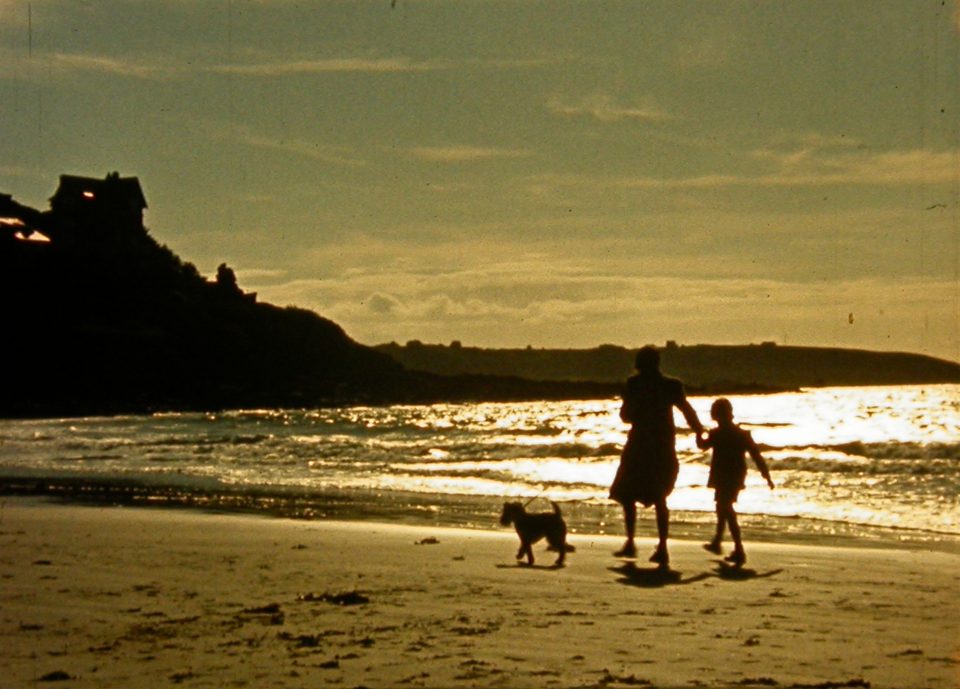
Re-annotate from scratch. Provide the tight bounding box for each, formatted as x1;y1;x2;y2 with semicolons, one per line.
697;398;774;566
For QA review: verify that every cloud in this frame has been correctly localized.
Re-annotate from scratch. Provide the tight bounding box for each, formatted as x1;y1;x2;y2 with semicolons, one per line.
186;121;366;167
208;57;448;76
28;52;175;80
367;292;402;315
548;93;673;123
768;132;863;151
407;146;532;163
235;267;287;281
465;56;566;70
206;52;569;77
527;147;960;192
248;260;959;358
231;128;367;167
745;147;960;188
7;52;449;82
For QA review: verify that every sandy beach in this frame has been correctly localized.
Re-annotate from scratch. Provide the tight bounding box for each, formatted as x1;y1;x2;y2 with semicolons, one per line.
1;498;958;689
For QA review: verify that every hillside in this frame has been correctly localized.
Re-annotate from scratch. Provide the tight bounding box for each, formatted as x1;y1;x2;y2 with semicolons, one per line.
0;174;615;416
375;341;960;391
1;192;394;415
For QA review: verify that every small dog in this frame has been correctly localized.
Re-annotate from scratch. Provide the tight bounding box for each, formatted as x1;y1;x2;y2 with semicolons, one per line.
499;500;573;567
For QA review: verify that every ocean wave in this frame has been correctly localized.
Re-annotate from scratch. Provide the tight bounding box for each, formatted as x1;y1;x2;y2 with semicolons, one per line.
769;455;957;475
132;433;275;448
387;463;604;491
54;454;124;462
833;441;960;461
369;441;621;464
524;442;621;459
768;441;960;462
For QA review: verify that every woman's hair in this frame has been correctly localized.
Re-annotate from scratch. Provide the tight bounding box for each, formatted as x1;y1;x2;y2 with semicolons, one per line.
634;346;660;373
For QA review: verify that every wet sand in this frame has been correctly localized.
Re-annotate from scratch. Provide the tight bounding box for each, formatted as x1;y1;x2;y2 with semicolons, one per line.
1;498;958;688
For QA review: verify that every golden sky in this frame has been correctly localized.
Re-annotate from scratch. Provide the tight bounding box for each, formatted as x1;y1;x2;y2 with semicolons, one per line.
2;1;958;359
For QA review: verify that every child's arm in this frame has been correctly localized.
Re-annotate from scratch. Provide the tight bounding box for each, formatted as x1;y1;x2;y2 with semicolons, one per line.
696;430;711;450
746;432;775;489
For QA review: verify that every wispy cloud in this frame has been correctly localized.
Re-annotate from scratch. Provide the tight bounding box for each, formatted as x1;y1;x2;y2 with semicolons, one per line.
408;146;532;163
768;132;863;151
208;57;448;76
464;56;567;70
548;93;673;123
746;147;960;188
528;147;959;191
235;267;287;281
6;46;562;82
47;52;174;80
4;52;445;81
190;121;366;167
232;128;367;167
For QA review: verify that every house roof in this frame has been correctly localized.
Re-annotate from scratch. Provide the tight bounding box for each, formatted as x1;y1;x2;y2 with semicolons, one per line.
50;173;148;210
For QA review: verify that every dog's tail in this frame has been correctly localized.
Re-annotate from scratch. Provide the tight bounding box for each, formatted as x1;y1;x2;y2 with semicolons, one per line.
550;501;577;552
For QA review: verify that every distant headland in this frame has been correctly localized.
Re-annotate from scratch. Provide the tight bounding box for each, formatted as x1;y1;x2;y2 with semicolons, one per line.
375;340;960;392
1;173;956;417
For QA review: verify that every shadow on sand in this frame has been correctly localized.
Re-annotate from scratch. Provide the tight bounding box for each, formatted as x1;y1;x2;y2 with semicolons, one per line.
611;561;785;588
496;562;565;571
610;562;712;588
711;561;784;581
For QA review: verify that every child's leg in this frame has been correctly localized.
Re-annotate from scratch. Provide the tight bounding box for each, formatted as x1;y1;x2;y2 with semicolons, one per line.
724;505;746;565
704;500;725;553
713;501;726;543
727;506;742;554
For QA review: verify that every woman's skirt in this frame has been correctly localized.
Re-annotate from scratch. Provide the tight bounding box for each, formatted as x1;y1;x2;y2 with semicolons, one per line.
609;434;678;507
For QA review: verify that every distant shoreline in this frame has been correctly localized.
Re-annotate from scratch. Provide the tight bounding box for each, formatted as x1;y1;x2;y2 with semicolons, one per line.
8;376;960;420
375;341;960;391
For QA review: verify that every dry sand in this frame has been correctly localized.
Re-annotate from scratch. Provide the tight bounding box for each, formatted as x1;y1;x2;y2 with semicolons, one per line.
1;498;958;688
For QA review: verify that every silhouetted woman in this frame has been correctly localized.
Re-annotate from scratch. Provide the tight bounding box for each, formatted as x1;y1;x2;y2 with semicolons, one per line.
610;346;704;567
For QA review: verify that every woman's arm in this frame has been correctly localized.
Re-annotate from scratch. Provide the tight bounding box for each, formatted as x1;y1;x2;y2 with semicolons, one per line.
677;396;705;436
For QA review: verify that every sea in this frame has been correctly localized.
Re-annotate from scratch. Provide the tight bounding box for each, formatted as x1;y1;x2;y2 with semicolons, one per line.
1;384;957;550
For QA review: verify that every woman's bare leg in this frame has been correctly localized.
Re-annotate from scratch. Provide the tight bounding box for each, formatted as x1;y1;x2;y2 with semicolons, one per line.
650;500;670;565
615;502;638;557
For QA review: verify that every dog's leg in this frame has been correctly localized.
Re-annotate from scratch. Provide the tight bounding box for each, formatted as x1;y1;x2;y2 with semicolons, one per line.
545;524;568;567
555;533;567;566
515;543;525;561
523;541;535;565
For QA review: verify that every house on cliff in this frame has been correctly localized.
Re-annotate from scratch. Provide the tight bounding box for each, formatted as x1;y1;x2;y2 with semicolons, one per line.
51;173;147;225
48;172;148;243
1;172;147;245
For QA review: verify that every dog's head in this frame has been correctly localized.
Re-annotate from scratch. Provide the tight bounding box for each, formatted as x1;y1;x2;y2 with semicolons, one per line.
499;501;525;526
